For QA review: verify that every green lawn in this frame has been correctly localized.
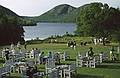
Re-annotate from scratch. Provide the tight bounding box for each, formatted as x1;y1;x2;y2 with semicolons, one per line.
27;43;120;78
1;42;120;78
26;43;112;59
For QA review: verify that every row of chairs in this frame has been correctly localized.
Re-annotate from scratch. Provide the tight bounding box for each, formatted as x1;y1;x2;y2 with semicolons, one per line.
46;58;76;78
76;53;108;68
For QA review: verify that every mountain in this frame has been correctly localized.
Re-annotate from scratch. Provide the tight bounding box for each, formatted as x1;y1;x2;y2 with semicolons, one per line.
35;4;78;22
36;3;111;23
0;5;36;26
0;3;101;23
0;5;19;17
35;4;92;23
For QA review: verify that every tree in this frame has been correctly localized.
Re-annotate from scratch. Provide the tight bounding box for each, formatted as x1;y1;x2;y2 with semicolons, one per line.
76;2;120;45
0;12;25;45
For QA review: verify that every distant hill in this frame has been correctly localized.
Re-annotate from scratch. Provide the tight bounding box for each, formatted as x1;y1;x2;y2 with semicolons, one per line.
1;3;118;24
0;5;36;26
0;5;19;17
35;4;91;23
35;4;78;22
0;4;100;23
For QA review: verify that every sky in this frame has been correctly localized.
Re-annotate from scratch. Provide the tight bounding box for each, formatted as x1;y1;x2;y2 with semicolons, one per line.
0;0;120;16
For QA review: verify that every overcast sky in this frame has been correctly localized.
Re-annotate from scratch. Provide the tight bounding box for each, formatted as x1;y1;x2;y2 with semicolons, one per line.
0;0;120;16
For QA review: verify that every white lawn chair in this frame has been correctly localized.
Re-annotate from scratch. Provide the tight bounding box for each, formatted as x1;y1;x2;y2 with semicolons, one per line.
45;58;55;74
48;68;59;78
89;57;96;68
63;63;76;78
76;54;89;67
89;56;100;68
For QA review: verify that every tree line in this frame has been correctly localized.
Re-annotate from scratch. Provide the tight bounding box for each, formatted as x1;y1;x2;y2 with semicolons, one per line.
75;2;120;45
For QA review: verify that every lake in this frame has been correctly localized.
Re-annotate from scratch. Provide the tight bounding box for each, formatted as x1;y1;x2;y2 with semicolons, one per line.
23;23;77;41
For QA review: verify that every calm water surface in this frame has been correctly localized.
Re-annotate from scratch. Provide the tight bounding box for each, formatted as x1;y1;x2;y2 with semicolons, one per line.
23;23;77;40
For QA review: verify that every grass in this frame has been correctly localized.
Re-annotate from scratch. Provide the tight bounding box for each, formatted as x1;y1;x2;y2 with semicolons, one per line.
77;65;120;78
25;43;120;78
26;43;112;59
6;73;21;78
0;41;120;78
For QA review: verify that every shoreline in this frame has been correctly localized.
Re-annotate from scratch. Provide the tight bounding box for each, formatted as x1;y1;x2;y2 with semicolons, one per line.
24;37;45;41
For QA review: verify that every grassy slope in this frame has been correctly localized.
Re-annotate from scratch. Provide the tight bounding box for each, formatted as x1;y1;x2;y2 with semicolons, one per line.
0;37;120;78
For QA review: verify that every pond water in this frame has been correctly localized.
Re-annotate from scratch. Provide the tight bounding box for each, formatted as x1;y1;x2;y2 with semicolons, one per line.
23;23;77;41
